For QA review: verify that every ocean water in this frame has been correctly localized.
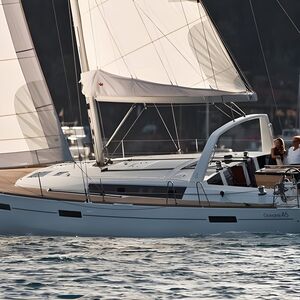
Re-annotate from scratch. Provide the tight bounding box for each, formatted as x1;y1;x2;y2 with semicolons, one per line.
0;234;299;299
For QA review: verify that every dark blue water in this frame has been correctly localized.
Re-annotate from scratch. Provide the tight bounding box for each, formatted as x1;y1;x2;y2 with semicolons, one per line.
0;234;299;299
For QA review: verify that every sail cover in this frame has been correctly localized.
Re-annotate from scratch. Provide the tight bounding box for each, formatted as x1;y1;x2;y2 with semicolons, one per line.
0;0;71;168
74;0;256;103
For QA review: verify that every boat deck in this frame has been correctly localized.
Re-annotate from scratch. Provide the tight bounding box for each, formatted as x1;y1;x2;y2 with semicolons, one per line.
0;167;275;208
0;167;40;196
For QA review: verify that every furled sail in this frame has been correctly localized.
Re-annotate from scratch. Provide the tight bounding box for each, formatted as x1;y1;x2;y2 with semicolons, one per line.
0;0;71;168
74;0;256;103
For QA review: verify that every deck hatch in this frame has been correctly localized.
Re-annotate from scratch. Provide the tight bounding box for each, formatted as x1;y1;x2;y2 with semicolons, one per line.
0;203;11;210
28;171;51;178
59;210;82;218
208;216;237;223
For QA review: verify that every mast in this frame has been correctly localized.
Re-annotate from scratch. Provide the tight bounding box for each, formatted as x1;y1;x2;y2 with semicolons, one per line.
70;0;105;165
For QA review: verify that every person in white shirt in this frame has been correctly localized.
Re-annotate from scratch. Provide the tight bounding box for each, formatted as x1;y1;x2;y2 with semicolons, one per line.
286;136;300;165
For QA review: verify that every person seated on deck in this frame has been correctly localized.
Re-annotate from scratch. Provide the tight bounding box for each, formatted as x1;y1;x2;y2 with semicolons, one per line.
270;138;286;165
286;136;300;165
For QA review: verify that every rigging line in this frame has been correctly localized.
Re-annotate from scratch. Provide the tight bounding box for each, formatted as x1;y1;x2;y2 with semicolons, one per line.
67;0;83;125
154;104;179;152
202;1;253;91
63;0;85;171
73;126;87;165
93;0;118;73
179;0;206;86
72;160;94;181
1;2;19;6
133;1;174;85
89;1;108;152
83;145;90;201
135;4;206;80
196;1;218;89
88;0;99;68
51;0;74;120
101;19;198;68
97;103;107;156
171;104;181;152
229;102;235;120
103;50;229;87
249;0;283;131
67;0;88;199
190;66;236;87
223;102;243;117
0;57;34;62
111;106;146;156
202;4;242;81
0;106;54;118
104;104;136;149
94;2;134;78
230;102;246;117
0;134;62;142
73;153;89;201
276;0;300;34
213;103;232;120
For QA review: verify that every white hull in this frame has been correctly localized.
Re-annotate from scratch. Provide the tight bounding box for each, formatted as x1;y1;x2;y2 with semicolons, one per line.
1;193;300;237
0;114;297;237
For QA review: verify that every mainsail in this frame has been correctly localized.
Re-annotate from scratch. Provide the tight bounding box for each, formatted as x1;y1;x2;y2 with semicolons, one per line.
74;0;256;103
0;0;71;168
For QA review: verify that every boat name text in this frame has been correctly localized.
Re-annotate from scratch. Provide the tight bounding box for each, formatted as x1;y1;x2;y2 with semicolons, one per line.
263;212;289;218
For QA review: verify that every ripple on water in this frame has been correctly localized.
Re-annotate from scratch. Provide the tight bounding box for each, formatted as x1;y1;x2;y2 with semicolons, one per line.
0;234;299;299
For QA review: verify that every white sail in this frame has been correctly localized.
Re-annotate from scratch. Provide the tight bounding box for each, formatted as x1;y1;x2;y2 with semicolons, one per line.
0;0;71;168
74;0;256;103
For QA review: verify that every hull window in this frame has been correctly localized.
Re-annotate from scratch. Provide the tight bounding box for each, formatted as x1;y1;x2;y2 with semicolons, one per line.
59;210;82;218
0;203;11;210
208;216;237;223
89;184;186;199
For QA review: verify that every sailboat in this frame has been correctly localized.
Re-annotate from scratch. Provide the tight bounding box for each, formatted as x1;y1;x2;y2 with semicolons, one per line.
0;0;300;237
